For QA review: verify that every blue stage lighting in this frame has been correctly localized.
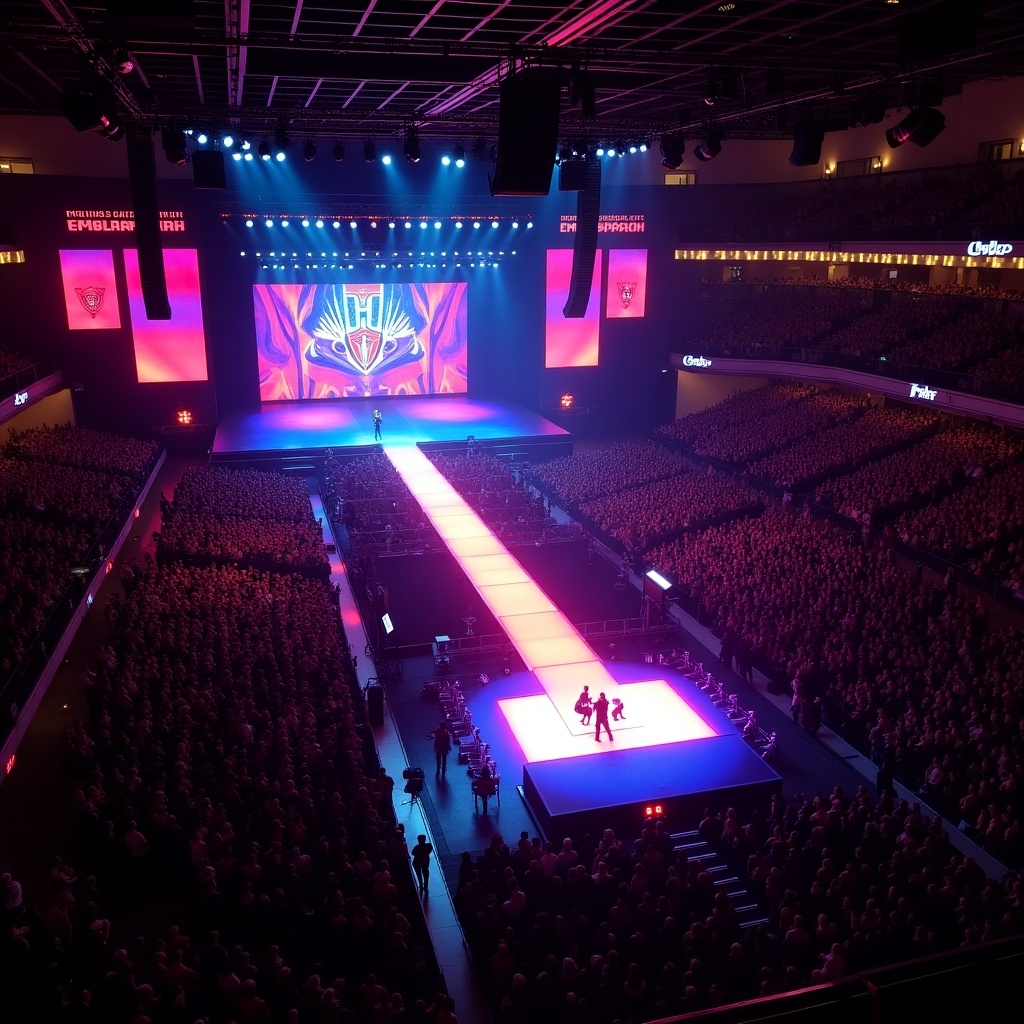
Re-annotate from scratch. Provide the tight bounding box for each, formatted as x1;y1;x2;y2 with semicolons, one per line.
223;135;234;148
244;152;253;161
434;220;441;229
350;220;357;228
381;154;392;165
388;221;396;229
245;219;253;227
473;220;481;229
276;151;286;162
607;146;616;156
454;145;466;167
232;152;242;161
491;219;498;228
333;220;341;228
527;221;533;228
241;139;251;151
455;220;463;229
512;220;519;228
629;144;637;154
197;132;208;145
315;219;324;228
281;219;289;227
404;220;412;229
595;145;605;156
420;221;427;229
441;155;451;166
265;219;274;227
240;251;245;256
640;141;649;152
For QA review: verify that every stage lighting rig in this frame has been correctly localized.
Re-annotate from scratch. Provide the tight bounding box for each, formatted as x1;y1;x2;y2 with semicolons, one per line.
404;127;421;163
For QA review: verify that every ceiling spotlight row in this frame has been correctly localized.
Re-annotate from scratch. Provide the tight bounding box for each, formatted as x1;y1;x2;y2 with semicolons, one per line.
555;141;650;164
241;217;532;229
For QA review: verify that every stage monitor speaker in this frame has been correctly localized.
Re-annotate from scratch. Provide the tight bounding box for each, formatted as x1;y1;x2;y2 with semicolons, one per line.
192;150;226;189
366;684;385;726
562;159;602;318
489;79;561;197
126;128;171;319
558;161;588;192
789;122;825;166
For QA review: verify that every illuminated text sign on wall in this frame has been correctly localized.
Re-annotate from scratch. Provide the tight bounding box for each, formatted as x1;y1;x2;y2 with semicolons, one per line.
966;240;1013;256
682;355;713;368
560;214;645;233
909;383;937;401
13;390;28;406
66;209;186;232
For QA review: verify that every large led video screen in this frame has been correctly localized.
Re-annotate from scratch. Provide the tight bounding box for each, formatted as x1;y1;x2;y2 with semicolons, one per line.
124;248;209;382
545;248;602;368
59;249;121;330
255;282;468;400
605;249;648;319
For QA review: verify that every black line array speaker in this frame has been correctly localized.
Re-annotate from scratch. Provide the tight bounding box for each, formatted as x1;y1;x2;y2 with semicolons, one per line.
562;159;602;319
192;150;226;189
489;79;561;197
558;161;588;192
126;128;171;319
788;121;825;167
366;684;385;727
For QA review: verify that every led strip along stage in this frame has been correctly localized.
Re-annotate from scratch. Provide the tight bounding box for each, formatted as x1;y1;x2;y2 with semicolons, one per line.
385;445;716;762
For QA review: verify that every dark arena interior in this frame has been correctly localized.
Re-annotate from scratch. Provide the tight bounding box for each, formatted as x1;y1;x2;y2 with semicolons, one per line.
6;2;1024;1022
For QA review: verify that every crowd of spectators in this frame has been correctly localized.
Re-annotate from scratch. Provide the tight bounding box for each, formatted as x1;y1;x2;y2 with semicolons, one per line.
967;344;1024;393
156;467;329;577
747;406;937;490
428;451;563;547
579;471;761;551
456;788;1022;1023
0;424;158;695
657;383;814;451
889;309;1023;372
530;444;686;506
324;453;438;555
2;550;447;1022
814;421;1024;523
648;506;1024;863
0;344;34;382
894;462;1024;574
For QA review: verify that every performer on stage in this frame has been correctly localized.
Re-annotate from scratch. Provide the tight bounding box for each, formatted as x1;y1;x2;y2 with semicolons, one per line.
594;692;613;742
611;697;626;721
574;685;593;725
373;408;383;440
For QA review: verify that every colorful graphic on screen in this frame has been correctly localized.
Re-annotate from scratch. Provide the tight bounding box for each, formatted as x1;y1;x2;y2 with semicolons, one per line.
59;249;121;330
606;249;648;319
124;248;209;383
545;248;603;368
254;282;468;400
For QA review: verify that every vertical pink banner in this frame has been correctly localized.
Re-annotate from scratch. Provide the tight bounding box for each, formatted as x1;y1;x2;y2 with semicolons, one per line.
124;248;209;382
545;248;603;368
605;249;648;318
59;250;121;330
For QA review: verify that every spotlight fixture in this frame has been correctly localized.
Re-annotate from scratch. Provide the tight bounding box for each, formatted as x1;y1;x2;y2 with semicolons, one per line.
280;219;289;227
381;154;392;165
441;154;451;166
232;152;242;161
334;140;346;162
434;221;442;229
693;135;722;162
389;221;396;228
885;106;946;149
259;140;272;160
595;145;605;156
404;126;421;163
161;127;189;166
273;125;291;158
473;220;481;229
112;48;134;75
491;219;499;228
455;220;463;228
222;134;234;148
660;133;684;169
301;218;310;227
315;219;324;228
244;152;253;161
703;77;718;106
196;131;208;145
303;140;316;162
364;139;376;162
453;145;466;167
240;139;251;151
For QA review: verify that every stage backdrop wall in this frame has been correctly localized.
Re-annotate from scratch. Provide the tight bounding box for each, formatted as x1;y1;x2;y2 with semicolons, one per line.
0;145;687;435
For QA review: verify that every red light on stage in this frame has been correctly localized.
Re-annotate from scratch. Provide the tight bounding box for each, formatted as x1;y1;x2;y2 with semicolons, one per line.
134;508;141;519
106;560;113;574
644;803;665;819
5;754;15;775
177;408;193;426
560;392;574;410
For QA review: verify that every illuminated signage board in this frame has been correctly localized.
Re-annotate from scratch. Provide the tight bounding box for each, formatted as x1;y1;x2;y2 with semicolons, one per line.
65;209;186;233
966;240;1013;256
560;214;645;233
14;390;28;406
682;355;713;368
909;383;937;401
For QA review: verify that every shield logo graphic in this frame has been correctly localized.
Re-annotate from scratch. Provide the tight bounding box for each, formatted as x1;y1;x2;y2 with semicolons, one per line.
75;286;105;318
617;282;636;309
347;326;384;373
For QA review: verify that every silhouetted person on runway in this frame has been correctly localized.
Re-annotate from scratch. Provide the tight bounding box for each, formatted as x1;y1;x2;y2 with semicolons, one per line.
575;685;593;725
429;721;451;775
594;692;613;742
373;408;383;440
